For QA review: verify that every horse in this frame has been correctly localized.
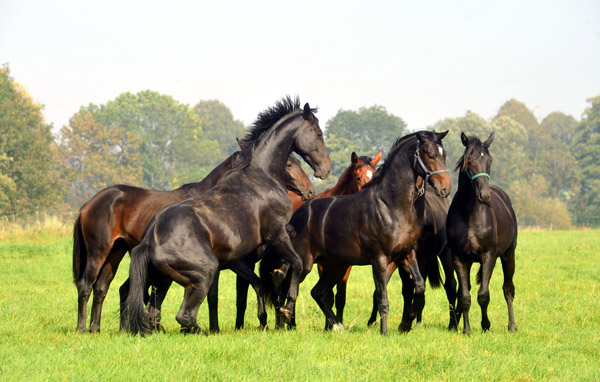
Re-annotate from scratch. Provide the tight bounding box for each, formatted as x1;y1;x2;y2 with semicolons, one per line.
361;183;458;330
121;96;330;335
221;150;380;332
261;130;451;335
73;148;314;333
446;132;518;334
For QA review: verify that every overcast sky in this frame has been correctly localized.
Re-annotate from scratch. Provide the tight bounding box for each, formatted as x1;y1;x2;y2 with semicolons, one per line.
1;0;599;134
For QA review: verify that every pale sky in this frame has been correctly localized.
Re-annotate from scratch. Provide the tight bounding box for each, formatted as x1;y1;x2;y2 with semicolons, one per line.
1;0;599;134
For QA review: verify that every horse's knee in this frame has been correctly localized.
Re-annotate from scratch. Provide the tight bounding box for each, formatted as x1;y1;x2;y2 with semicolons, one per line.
414;280;425;296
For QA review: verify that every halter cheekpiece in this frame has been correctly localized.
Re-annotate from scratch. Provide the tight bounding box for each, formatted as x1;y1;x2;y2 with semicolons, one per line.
413;141;448;197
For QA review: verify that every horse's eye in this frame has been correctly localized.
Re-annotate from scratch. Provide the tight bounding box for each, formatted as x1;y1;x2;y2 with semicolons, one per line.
287;163;292;168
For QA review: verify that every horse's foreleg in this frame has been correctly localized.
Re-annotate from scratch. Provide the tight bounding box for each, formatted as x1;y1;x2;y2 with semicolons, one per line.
501;247;517;333
478;253;496;331
454;255;472;335
439;246;460;330
371;256;393;335
334;266;352;325
269;234;305;325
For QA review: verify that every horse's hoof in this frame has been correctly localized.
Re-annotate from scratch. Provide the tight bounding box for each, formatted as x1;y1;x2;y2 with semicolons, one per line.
332;323;344;332
278;307;293;324
398;322;412;333
272;269;286;287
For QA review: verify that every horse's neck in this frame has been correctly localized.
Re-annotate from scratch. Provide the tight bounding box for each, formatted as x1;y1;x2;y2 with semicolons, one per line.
378;147;418;208
331;166;355;195
249;118;297;184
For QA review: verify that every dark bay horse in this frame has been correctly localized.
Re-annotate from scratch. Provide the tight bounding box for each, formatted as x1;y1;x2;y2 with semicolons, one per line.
73;150;313;333
362;183;458;330
262;131;451;334
121;97;330;335
446;132;517;334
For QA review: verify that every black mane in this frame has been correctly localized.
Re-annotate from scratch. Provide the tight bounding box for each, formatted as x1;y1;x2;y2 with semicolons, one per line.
238;95;303;151
363;131;421;188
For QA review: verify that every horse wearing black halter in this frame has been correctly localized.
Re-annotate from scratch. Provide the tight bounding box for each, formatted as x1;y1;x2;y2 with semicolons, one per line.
446;132;518;334
261;131;451;334
121;97;330;335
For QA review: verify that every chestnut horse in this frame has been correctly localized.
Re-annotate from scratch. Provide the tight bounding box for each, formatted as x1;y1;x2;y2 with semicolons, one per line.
223;150;381;332
446;132;517;334
121;97;330;335
73;149;313;333
261;131;451;334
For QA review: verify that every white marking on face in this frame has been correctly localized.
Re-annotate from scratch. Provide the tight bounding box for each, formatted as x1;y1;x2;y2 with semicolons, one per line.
481;152;484;157
366;170;373;179
438;146;444;156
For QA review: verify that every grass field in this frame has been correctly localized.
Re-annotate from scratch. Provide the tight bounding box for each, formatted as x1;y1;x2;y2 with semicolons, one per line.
0;223;598;381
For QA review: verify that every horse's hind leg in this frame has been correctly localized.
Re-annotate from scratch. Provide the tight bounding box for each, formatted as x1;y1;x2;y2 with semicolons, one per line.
477;252;496;332
90;244;128;332
207;270;221;333
501;247;517;333
311;269;343;331
229;257;267;330
176;258;219;335
76;253;106;332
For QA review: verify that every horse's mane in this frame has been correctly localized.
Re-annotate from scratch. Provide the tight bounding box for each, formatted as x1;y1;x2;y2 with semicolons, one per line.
238;95;302;151
454;135;484;173
362;132;420;189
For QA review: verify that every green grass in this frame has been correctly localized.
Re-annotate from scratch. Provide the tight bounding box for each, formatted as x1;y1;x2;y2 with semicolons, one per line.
0;228;599;381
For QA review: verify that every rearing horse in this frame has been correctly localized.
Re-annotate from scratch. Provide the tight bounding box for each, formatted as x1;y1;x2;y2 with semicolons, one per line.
73;142;314;333
446;132;518;334
121;97;330;335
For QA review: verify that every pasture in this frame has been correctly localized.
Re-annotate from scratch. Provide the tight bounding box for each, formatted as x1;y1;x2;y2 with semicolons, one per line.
0;223;598;381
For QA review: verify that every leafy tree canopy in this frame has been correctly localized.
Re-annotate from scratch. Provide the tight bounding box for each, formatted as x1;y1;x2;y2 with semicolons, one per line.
193;99;247;161
0;64;60;216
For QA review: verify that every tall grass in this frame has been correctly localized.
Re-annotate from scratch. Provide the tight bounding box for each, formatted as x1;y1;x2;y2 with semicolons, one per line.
0;226;598;381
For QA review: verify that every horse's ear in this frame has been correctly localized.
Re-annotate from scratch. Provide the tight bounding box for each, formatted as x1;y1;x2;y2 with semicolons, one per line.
236;137;242;149
461;132;469;147
438;130;449;140
303;103;312;120
416;131;426;143
372;151;382;166
351;152;359;164
483;131;495;149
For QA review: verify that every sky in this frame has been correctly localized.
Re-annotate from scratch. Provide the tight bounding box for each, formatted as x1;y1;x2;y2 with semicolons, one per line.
1;0;599;134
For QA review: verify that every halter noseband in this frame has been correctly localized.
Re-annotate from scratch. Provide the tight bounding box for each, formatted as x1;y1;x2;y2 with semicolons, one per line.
465;169;490;181
413;141;448;197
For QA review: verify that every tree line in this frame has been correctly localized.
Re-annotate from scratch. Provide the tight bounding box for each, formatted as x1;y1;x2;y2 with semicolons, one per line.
1;64;599;228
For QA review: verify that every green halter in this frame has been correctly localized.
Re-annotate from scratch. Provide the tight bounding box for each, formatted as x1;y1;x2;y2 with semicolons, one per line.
466;169;490;181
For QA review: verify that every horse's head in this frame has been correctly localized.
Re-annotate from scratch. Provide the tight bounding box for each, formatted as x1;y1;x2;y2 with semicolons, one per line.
285;155;315;201
415;130;451;198
350;151;381;192
293;103;331;179
459;132;494;204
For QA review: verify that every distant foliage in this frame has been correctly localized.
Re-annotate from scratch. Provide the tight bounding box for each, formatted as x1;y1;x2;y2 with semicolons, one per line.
0;64;60;217
193;100;247;161
325;105;407;178
571;95;600;226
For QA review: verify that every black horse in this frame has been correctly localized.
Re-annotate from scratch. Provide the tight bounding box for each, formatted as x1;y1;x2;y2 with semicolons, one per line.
363;182;458;330
121;96;330;335
261;131;451;334
446;132;518;334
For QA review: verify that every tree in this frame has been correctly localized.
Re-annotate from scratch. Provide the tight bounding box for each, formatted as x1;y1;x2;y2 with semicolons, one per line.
78;91;219;190
324;105;407;177
571;95;600;226
192;100;247;162
0;64;60;216
58;111;142;208
537;112;578;200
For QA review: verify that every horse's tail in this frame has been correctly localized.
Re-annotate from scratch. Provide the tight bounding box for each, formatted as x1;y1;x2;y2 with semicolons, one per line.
72;214;86;283
121;240;151;335
427;256;443;289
